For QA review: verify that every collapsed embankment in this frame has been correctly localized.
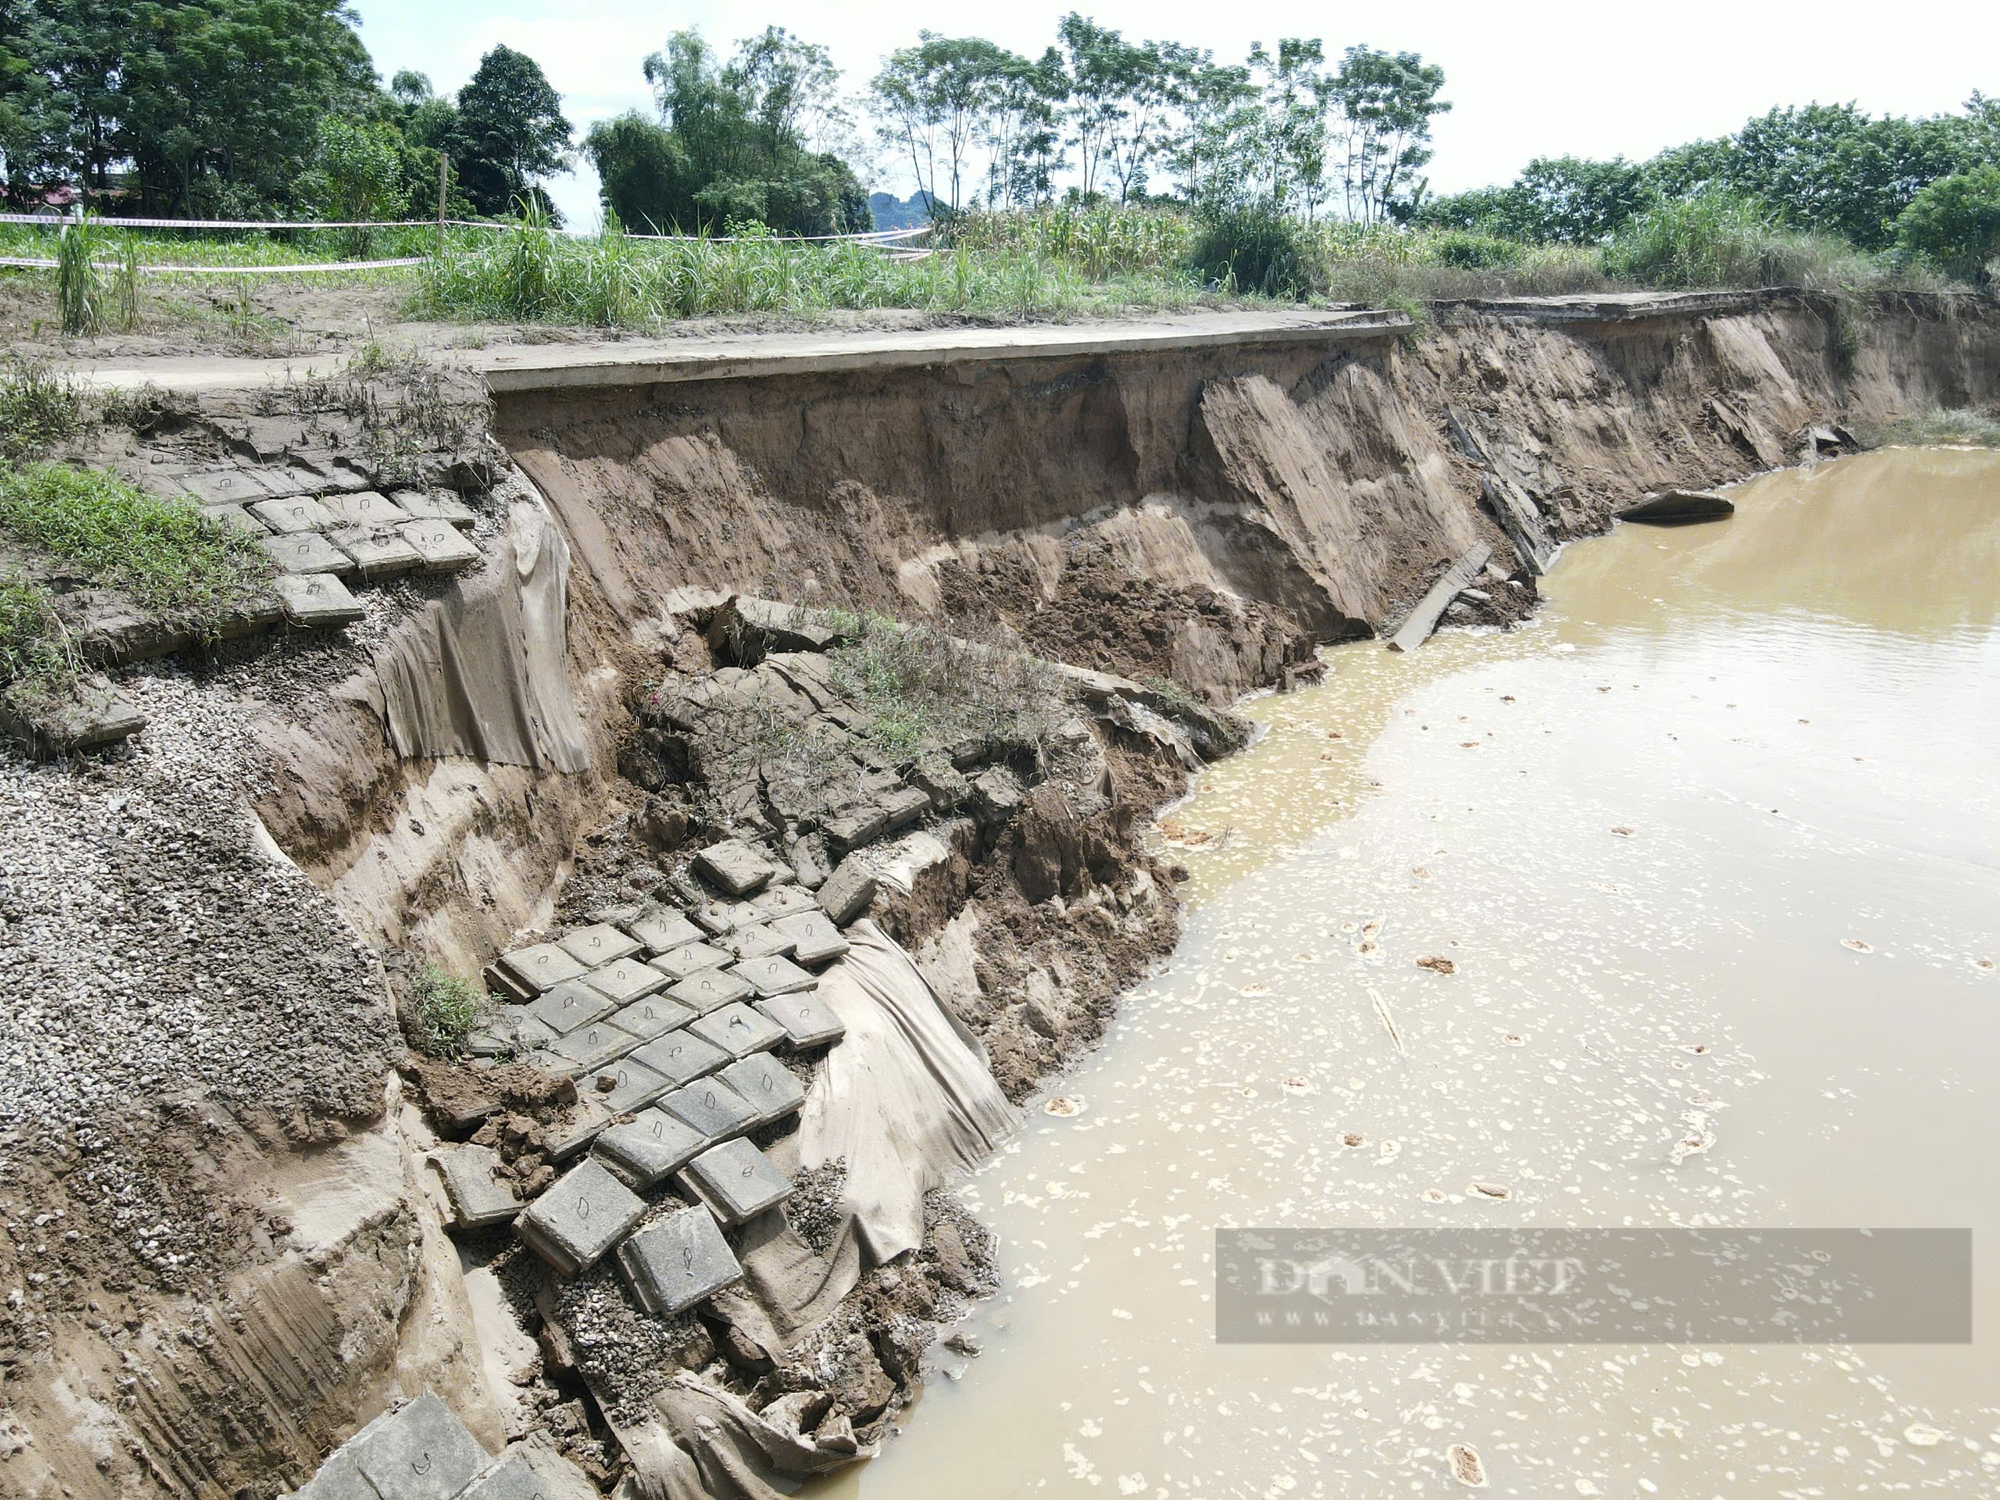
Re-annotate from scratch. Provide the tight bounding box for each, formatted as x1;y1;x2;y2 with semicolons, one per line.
2;291;1995;1499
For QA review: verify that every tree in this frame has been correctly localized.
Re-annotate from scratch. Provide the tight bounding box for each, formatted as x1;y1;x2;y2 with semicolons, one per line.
1249;38;1333;219
982;49;1064;208
1896;164;2000;282
588;26;869;235
1156;45;1256;208
869;32;1007;220
450;44;572;219
1328;45;1450;226
301;115;404;250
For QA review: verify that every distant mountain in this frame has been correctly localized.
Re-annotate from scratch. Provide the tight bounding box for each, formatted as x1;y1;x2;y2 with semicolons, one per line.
867;191;939;230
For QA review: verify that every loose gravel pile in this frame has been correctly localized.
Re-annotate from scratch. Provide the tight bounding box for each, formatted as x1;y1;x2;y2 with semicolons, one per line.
0;664;395;1298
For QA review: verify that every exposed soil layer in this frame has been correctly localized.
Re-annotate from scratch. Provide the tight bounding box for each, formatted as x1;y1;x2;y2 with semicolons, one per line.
495;290;2000;704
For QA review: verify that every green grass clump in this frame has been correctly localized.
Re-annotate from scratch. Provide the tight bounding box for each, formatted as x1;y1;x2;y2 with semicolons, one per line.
0;575;77;694
404;964;488;1058
826;615;1068;761
0;464;271;619
0;359;85;459
1600;192;1883;291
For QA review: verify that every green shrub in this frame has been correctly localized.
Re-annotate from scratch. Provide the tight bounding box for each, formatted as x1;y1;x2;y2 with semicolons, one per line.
0;359;85;460
1895;166;2000;284
0;464;270;620
1186;208;1308;297
1429;231;1525;270
1599;190;1872;290
404;964;487;1057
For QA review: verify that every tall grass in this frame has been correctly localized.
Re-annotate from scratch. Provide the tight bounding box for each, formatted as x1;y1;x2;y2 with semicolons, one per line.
56;218;106;334
0;358;86;459
1601;192;1882;291
411;217;1208;326
951;204;1194;277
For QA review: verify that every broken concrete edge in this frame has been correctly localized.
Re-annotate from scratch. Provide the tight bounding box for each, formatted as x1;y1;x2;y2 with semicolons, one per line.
1386;542;1495;654
0;675;147;759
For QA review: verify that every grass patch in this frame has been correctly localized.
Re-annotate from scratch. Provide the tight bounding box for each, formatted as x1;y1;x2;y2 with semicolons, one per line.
0;574;78;696
0;358;86;459
0;464;271;619
403;963;488;1058
1858;407;2000;447
824;614;1069;761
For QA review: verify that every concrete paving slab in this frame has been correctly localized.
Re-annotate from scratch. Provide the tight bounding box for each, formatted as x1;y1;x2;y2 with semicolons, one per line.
498;943;589;995
728;954;818;998
403;521;482;574
579;1056;672;1115
515;1159;647;1274
183;469;275;505
274;571;365;628
877;785;931;835
767;910;850;968
659;1077;760;1141
295;1446;373;1500
463;1007;555;1057
331;525;424;579
618;1206;744;1316
629;910;704;954
630;1030;730;1088
349;1390;491;1500
433;1144;521;1229
691;897;759;936
648;941;733;982
680;1138;793;1227
581;956;666;1005
546;1099;616;1162
461;1445;599;1500
822;804;889;855
249;494;335;533
260;529;355;577
558;923;643;967
608;995;696;1042
392;488;478;529
526;980;615;1036
594;1108;710;1188
755;993;846;1049
322;490;409;529
815;859;878;926
689;1002;786;1059
751;885;820;922
546;1021;638;1075
667;969;754;1015
694;838;778;895
201;502;269;536
719;1053;806;1125
719;924;789;961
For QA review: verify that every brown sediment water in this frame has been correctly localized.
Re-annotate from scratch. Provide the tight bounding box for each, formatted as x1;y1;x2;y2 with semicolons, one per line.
824;447;2000;1497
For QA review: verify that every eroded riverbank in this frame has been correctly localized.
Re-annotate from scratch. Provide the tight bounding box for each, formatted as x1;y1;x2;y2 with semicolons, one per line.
831;446;2000;1497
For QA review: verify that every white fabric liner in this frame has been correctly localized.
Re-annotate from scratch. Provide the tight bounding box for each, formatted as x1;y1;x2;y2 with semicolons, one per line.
370;497;591;772
797;919;1017;1264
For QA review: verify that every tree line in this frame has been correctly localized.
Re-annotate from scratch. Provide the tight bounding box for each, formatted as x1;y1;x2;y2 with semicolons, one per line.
0;0;570;222
1;3;1995;278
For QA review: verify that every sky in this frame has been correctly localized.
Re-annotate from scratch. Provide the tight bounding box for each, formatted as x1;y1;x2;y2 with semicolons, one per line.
349;0;2000;228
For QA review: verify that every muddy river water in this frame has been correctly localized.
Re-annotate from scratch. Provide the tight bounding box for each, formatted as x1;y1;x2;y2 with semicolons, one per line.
831;447;2000;1497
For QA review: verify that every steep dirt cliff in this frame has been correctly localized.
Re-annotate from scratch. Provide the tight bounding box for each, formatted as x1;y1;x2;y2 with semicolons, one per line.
496;291;2000;704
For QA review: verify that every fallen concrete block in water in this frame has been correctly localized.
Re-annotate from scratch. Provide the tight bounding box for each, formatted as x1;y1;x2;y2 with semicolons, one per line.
1614;489;1735;524
618;1206;745;1315
1388;543;1494;653
516;1159;647;1274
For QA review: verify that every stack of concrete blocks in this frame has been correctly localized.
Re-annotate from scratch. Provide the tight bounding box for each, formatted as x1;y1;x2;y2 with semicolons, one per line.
292;1390;595;1500
466;839;887;1315
171;465;483;631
